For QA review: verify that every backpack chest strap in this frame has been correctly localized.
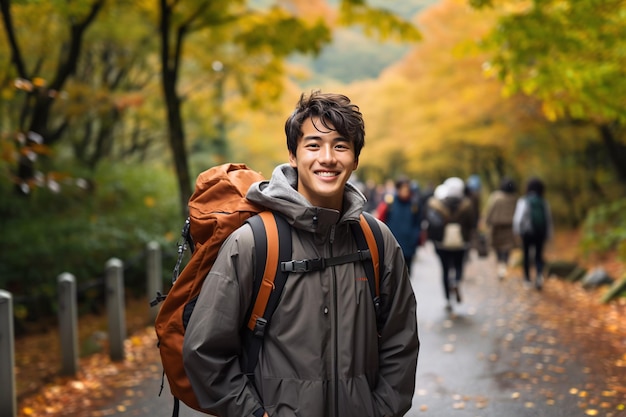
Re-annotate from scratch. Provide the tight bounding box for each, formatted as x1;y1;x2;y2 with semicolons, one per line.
280;250;373;273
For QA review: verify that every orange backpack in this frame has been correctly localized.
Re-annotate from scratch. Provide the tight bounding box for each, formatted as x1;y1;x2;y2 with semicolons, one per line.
153;163;385;415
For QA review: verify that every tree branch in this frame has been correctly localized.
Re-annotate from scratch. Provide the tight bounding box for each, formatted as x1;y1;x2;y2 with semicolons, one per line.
0;0;28;77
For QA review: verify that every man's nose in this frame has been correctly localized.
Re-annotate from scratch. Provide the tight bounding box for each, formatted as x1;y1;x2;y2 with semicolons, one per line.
319;145;337;163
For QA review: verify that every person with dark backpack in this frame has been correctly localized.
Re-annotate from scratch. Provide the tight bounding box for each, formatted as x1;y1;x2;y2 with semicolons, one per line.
425;177;475;312
181;91;419;417
513;177;553;290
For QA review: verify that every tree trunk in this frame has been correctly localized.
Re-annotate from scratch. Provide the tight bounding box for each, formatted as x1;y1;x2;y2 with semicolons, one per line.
165;91;192;219
159;0;192;219
598;122;626;186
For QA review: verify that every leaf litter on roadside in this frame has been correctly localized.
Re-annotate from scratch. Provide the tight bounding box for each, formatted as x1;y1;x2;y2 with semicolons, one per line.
426;236;626;415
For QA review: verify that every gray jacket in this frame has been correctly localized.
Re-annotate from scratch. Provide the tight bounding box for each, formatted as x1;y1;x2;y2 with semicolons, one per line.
183;164;419;417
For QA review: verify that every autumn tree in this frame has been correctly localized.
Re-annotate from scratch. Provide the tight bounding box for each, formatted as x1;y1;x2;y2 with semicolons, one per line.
0;0;105;193
339;0;622;224
470;0;626;186
349;0;516;185
63;2;160;171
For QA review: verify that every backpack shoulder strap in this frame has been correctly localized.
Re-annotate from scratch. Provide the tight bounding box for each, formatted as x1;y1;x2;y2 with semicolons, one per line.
350;212;385;321
243;211;292;379
246;211;292;333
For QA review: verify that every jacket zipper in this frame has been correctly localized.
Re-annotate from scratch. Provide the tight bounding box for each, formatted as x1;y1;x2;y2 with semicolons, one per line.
329;224;339;417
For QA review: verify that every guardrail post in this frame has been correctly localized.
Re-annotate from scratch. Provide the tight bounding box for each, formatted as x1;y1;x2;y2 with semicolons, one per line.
58;273;78;376
146;241;162;322
105;258;126;362
0;290;16;417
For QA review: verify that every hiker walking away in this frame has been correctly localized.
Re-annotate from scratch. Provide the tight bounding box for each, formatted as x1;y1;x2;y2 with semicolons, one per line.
513;177;553;290
182;91;419;417
425;177;474;312
484;177;518;280
375;176;422;275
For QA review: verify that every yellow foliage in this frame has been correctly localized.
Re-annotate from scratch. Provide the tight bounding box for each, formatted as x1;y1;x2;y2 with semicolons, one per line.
144;196;156;208
344;0;517;182
541;101;559;122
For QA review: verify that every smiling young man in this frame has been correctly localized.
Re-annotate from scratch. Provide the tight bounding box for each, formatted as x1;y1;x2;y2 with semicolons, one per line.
288;116;357;210
183;91;419;417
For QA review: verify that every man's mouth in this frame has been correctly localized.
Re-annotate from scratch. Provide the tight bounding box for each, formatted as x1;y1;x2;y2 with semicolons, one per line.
315;171;339;177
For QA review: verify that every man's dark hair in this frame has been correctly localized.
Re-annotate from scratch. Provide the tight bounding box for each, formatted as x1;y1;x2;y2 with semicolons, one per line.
395;176;411;191
285;91;365;160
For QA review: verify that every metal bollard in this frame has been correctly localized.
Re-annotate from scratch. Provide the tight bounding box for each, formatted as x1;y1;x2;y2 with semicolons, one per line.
58;273;78;376
0;290;16;417
105;258;126;362
146;241;162;323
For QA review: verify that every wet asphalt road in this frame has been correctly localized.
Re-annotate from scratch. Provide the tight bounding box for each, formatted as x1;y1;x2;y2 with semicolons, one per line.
111;243;612;417
407;244;594;417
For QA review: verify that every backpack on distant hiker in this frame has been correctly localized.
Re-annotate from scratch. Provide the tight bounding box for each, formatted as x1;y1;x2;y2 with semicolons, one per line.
152;163;385;416
521;194;547;238
426;197;468;249
441;222;464;249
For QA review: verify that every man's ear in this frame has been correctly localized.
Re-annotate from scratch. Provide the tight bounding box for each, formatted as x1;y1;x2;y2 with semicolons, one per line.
353;158;359;171
289;151;297;168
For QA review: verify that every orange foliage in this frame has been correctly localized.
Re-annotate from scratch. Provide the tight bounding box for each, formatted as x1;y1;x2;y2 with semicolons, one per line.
346;0;530;181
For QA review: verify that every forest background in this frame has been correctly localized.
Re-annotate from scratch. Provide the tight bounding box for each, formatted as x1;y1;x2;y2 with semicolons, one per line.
1;0;625;333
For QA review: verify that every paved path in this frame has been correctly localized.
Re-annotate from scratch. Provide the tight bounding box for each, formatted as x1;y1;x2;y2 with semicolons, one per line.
407;244;594;417
99;243;617;416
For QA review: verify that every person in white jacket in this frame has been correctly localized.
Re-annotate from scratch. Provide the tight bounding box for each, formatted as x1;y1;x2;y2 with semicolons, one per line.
513;177;553;290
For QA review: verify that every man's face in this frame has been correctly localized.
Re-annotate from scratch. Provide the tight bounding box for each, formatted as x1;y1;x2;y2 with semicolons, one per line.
289;117;358;211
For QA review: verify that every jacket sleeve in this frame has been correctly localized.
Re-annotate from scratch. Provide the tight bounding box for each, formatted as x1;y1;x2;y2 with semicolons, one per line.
371;222;420;417
512;198;526;236
182;225;264;417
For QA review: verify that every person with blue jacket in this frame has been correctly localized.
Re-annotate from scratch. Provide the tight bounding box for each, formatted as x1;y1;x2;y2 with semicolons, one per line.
376;177;422;275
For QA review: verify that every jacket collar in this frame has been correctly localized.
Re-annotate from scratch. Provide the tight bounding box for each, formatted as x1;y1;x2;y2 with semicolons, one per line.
246;164;365;235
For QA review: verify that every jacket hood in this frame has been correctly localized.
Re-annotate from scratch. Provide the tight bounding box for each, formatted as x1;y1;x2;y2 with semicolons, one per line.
443;177;465;199
246;164;366;234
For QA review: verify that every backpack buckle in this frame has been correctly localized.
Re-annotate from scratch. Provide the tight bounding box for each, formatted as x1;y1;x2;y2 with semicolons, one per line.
357;249;372;261
253;317;267;338
281;258;325;273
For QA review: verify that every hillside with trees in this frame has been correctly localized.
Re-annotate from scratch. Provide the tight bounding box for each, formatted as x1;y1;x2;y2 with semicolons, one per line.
1;0;624;328
0;0;422;328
